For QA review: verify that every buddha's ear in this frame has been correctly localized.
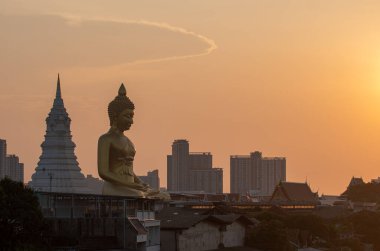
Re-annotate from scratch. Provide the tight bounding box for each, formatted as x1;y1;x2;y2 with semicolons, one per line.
111;116;118;126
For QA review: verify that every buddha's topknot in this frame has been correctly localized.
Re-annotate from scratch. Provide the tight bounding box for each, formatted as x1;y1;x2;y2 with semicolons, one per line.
108;83;135;125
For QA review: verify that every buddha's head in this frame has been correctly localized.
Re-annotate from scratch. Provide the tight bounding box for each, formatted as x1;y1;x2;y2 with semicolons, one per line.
108;84;135;131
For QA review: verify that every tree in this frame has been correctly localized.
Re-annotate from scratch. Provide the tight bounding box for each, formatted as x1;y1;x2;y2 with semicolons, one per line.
348;210;380;249
247;219;291;251
0;178;49;250
286;214;329;239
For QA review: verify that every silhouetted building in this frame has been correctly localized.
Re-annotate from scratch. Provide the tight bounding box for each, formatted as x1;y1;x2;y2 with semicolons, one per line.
138;169;160;190
0;139;24;182
168;139;189;191
5;154;24;183
341;176;366;196
348;176;365;187
167;140;223;193
230;151;286;196
0;139;6;179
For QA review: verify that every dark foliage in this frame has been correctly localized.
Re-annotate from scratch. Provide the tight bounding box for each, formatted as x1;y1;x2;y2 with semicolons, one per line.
254;210;286;223
246;219;291;251
286;214;330;240
245;204;380;250
348;210;380;249
0;178;49;250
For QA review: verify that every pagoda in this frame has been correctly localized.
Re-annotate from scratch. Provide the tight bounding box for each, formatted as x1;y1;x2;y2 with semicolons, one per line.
30;75;90;193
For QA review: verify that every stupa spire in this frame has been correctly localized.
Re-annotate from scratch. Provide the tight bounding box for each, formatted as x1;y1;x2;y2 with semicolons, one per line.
53;73;64;107
30;76;89;194
56;73;61;98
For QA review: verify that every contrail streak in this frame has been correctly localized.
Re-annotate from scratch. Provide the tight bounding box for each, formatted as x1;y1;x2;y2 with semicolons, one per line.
51;13;218;66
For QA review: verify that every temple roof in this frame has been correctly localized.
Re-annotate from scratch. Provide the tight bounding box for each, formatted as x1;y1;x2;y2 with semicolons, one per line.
348;177;364;187
270;182;318;203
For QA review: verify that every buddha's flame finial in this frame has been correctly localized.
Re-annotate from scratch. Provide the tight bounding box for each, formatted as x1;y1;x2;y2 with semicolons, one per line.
118;83;126;96
56;73;61;98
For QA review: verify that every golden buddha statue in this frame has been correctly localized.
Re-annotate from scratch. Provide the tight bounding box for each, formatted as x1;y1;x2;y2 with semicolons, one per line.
98;84;169;199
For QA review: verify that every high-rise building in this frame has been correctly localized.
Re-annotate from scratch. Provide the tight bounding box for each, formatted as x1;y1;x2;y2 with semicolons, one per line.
168;139;190;191
189;152;212;170
138;169;160;190
5;154;24;183
167;139;223;193
0;139;6;179
0;139;24;182
189;168;223;193
29;75;90;193
230;151;286;196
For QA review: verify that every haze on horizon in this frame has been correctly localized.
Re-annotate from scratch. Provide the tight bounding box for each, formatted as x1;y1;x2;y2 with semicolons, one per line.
1;0;380;195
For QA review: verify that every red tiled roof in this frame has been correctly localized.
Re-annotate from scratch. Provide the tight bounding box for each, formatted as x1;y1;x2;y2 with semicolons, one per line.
270;182;318;203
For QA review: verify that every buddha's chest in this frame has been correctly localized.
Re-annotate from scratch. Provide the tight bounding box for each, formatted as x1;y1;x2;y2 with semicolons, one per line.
110;137;136;158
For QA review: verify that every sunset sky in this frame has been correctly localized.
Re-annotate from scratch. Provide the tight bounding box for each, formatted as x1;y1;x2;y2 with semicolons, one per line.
1;0;380;194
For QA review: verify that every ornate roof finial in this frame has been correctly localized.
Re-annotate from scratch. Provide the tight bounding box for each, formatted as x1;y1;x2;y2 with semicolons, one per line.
118;83;126;96
56;73;62;98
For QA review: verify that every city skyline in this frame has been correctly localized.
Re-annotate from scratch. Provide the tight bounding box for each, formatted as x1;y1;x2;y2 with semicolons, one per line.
2;0;380;194
167;139;223;193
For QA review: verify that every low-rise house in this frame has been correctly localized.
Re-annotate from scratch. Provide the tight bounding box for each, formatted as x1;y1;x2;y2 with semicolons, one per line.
157;207;255;251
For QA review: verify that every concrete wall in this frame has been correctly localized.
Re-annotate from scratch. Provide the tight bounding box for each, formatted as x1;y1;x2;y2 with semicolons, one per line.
179;222;220;251
223;221;245;247
161;221;247;251
161;230;177;251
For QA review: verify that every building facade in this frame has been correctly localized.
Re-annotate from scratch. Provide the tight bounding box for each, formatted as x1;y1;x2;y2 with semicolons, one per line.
5;154;24;183
37;192;160;251
29;75;90;193
230;151;286;196
189;168;223;194
167;140;223;193
138;169;160;190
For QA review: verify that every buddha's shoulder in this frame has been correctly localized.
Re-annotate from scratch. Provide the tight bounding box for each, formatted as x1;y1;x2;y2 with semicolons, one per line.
98;133;114;143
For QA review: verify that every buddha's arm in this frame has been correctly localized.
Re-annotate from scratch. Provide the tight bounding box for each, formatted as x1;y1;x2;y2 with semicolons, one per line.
98;136;125;186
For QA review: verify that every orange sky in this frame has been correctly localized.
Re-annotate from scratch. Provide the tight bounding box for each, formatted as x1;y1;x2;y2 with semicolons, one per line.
1;0;380;194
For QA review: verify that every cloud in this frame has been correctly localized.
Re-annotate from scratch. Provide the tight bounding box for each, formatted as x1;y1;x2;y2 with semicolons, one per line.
51;13;218;66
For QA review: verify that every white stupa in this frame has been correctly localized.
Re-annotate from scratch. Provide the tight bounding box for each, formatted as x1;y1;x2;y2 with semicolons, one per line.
30;75;90;193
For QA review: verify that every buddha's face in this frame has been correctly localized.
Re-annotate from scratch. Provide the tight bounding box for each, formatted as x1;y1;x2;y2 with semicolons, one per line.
115;108;134;131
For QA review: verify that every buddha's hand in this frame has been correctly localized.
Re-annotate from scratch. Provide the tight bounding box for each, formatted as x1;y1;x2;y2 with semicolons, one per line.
138;184;148;192
128;182;148;192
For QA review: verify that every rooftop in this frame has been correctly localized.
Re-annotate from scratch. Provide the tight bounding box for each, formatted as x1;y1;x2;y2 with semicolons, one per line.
270;182;319;203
